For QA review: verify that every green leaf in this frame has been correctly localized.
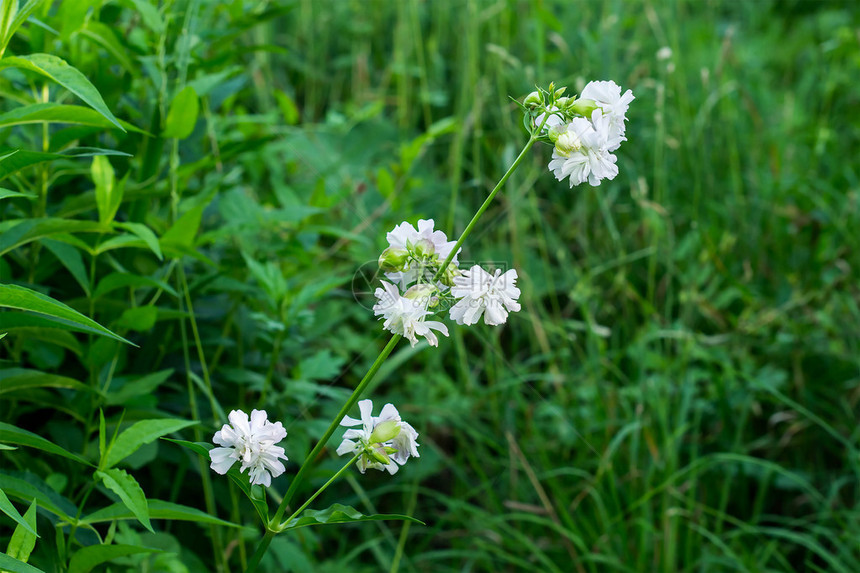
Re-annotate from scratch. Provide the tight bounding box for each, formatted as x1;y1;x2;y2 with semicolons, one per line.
78;22;135;74
0;422;89;465
113;222;162;260
162;86;198;139
82;499;242;528
120;0;164;34
94;469;152;532
0;552;45;573
0;368;91;396
282;503;424;530
0;218;105;255
0;474;76;523
6;499;38;562
164;439;269;525
104;370;174;406
68;544;159;573
41;239;90;296
92;155;123;226
0;54;123;130
104;420;197;469
0;0;45;57
0;148;129;181
93;273;177;300
160;203;205;249
0;489;38;538
0;284;132;345
113;306;157;332
274;90;299;125
0;103;143;132
0;188;35;200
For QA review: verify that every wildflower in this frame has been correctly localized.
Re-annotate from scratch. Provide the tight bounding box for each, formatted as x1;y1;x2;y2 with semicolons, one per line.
209;409;288;487
548;110;621;187
373;281;448;347
384;219;459;288
449;265;522;326
578;80;634;142
337;399;420;475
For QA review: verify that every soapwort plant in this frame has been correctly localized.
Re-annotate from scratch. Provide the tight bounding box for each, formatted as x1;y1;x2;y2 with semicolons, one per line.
195;80;635;572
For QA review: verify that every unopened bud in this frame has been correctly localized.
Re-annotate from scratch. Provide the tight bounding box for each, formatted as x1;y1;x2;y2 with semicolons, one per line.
554;86;567;99
367;443;398;465
379;247;408;272
569;98;598;118
555;129;582;157
524;91;541;109
403;283;437;307
370;420;402;444
439;264;461;287
411;238;435;258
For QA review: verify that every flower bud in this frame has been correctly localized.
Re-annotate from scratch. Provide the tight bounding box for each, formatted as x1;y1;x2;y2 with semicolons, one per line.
411;238;435;258
547;124;566;144
569;98;598;118
403;283;438;307
438;264;461;287
379;247;409;272
523;91;542;109
367;446;390;465
554;86;567;99
554;129;582;157
369;420;402;444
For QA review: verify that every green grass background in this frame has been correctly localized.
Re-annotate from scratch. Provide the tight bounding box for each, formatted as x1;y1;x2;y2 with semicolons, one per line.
1;0;859;571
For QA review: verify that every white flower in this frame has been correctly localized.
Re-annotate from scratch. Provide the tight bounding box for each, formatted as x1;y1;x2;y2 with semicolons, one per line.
449;265;522;326
209;409;288;487
384;219;459;288
548;110;622;187
579;80;634;142
336;399;419;475
373;281;449;347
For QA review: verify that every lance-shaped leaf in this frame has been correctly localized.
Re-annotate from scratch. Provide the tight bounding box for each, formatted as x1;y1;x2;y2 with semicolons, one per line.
0;552;44;573
0;369;91;396
0;422;88;465
0;489;38;538
92;156;123;226
0;103;144;132
162;85;198;139
103;419;197;469
0;54;123;130
6;499;38;562
0;474;77;523
94;469;152;532
0;284;131;345
281;503;424;531
68;544;159;573
82;499;243;528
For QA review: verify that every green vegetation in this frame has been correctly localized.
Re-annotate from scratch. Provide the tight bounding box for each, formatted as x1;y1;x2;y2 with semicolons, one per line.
1;0;858;571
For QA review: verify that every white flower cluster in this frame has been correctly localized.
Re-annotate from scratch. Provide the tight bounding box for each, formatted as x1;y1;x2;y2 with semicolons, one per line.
373;219;522;347
337;399;419;474
209;409;288;487
527;80;634;187
210;402;422;483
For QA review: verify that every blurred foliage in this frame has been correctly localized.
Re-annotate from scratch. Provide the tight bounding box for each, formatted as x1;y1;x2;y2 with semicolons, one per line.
0;0;859;571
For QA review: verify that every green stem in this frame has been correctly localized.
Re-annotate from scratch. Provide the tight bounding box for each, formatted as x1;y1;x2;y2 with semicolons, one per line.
243;528;275;573
271;335;401;525
280;454;360;529
433;124;543;282
244;455;362;573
